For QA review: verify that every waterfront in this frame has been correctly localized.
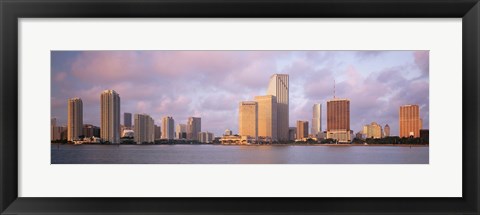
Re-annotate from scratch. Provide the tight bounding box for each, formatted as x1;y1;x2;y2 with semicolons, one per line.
51;144;429;164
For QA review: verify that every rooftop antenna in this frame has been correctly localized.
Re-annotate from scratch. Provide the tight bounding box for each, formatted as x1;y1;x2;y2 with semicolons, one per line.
333;79;336;99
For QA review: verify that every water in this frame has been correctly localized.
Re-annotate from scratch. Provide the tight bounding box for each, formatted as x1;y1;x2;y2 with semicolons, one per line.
51;144;429;164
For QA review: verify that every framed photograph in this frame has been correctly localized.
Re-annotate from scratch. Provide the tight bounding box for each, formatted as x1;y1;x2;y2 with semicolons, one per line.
1;0;479;214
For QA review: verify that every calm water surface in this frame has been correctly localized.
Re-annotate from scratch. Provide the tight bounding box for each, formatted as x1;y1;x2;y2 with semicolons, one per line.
51;144;429;164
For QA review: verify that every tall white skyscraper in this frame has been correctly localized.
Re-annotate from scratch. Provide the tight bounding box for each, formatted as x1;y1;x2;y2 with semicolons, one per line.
187;117;201;141
161;116;175;140
266;74;289;141
134;113;155;144
101;90;120;143
67;97;83;141
312;103;322;137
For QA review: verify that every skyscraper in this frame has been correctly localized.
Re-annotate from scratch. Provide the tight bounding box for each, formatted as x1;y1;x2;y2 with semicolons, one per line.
134;113;155;144
187;117;201;141
255;95;277;140
83;124;100;138
162;116;175;140
51;117;57;141
101;90;120;143
224;129;233;136
266;74;289;141
288;127;296;141
296;120;309;139
238;101;258;139
176;124;187;139
384;124;390;137
312;103;321;138
326;98;351;143
124;112;132;129
154;125;161;140
363;122;383;139
198;132;214;143
67;97;83;141
399;104;422;137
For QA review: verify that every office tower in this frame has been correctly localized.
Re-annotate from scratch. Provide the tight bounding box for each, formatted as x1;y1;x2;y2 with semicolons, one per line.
255;95;277;140
399;104;422;137
51;118;66;141
83;124;100;138
154;125;161;140
384;124;390;137
176;124;187;139
134;114;155;144
187;117;201;140
161;116;175;140
266;74;289;141
224;129;233;136
124;112;132;129
238;101;258;139
326;98;351;143
67;97;83;141
363;122;383;139
288;127;296;141
296;121;309;139
59;126;68;140
101;90;121;143
420;129;429;144
312;103;322;137
51;118;57;141
198;132;214;143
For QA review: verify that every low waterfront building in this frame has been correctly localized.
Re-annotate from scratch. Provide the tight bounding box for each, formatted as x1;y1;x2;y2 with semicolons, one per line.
220;135;256;145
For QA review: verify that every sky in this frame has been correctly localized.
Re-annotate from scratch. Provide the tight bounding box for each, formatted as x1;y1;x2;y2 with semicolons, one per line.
51;50;429;137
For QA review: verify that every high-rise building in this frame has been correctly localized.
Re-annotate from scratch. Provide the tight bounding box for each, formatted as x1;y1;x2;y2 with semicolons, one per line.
288;127;296;141
399;104;422;138
296;120;309;139
176;124;187;139
124;112;132;129
187;117;201;141
198;131;214;143
162;116;175;140
363;122;383;139
83;124;100;138
266;74;289;141
420;129;429;144
134;114;155;144
224;129;233;136
51;118;67;141
101;90;121;143
312;103;322;138
384;124;390;137
67;97;83;141
255;95;277;141
154;125;161;140
326;98;351;143
51;118;57;141
238;101;258;139
52;125;67;141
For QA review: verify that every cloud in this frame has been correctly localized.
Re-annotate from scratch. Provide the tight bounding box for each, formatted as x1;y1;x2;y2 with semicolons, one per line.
53;72;67;82
414;51;429;76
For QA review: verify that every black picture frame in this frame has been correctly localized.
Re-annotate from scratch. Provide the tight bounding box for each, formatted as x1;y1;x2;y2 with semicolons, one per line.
1;0;479;214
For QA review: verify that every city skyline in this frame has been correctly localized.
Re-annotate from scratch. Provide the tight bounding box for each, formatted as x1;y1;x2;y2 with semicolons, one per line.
51;51;429;136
